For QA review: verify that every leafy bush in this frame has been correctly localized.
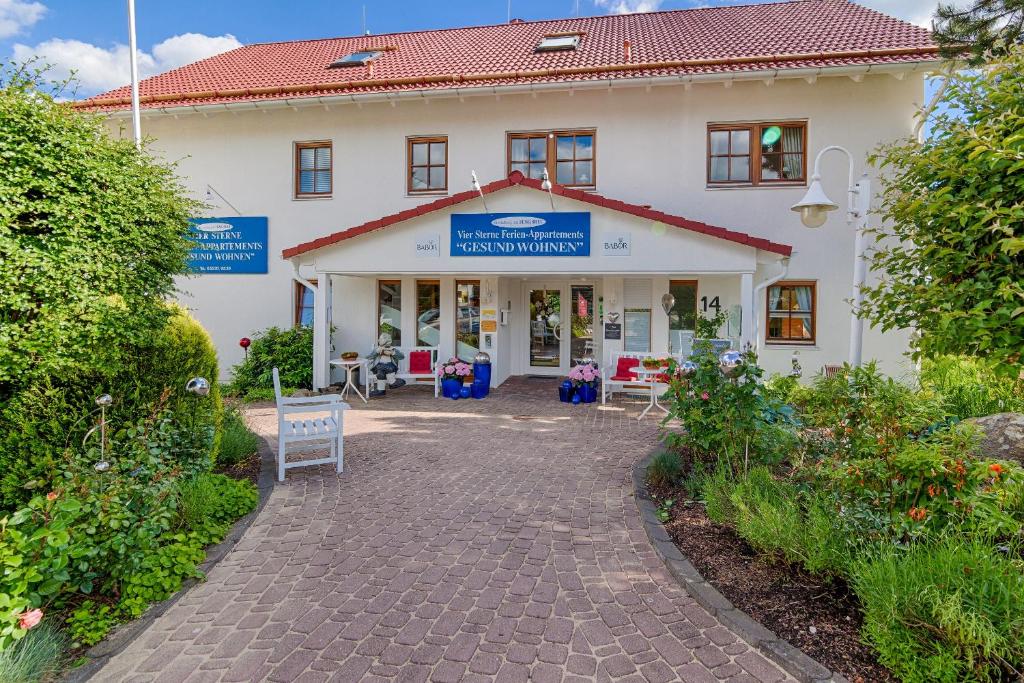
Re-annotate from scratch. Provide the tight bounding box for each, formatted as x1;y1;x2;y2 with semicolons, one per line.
0;306;223;511
646;451;683;489
0;619;65;683
0;403;256;649
218;406;261;467
853;538;1024;682
920;355;1024;419
230;326;313;396
664;347;796;474
66;601;116;648
0;64;194;395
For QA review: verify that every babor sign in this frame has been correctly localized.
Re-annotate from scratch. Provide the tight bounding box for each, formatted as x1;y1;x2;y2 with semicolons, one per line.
450;213;590;256
188;217;268;274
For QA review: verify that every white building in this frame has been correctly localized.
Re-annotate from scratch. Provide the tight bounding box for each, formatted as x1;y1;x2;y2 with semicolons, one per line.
82;1;940;388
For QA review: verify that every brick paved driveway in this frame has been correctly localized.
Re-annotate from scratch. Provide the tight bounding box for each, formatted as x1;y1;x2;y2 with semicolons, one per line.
99;378;789;682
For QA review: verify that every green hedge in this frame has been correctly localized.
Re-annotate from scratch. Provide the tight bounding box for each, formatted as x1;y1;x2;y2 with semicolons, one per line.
0;306;223;511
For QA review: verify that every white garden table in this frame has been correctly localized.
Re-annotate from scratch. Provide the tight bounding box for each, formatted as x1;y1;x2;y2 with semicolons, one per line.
330;358;369;404
634;366;670;420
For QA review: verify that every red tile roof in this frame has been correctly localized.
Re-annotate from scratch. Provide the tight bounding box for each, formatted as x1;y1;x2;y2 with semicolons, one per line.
281;170;793;259
79;1;937;111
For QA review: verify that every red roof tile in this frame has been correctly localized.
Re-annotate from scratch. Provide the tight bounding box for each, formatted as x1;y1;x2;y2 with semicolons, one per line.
80;1;936;111
280;170;793;259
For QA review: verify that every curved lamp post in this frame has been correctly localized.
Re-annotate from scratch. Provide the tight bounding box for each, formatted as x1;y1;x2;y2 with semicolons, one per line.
790;146;870;367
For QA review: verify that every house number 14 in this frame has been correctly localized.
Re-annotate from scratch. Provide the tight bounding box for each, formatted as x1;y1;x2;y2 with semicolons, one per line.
700;296;721;314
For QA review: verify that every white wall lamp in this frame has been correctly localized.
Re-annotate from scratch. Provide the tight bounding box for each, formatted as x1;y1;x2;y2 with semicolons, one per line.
541;168;556;211
790;145;870;367
204;184;242;216
471;171;489;213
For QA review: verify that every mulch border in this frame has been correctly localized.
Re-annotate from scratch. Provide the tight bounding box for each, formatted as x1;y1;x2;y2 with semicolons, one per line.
63;435;276;682
632;448;850;683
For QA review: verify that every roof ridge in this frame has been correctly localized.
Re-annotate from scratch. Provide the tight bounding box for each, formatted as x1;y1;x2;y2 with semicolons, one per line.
240;0;853;49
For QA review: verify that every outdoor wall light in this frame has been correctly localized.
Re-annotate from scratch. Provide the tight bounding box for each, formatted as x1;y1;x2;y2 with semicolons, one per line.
790;175;838;228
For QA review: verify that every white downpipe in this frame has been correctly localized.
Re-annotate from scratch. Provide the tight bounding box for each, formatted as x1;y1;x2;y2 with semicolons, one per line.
126;0;142;148
753;258;790;351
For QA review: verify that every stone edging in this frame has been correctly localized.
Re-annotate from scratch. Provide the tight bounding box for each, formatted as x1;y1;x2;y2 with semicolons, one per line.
64;436;276;682
632;449;850;683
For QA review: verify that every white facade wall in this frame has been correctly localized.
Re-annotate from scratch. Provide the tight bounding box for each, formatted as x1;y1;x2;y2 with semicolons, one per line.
123;73;921;383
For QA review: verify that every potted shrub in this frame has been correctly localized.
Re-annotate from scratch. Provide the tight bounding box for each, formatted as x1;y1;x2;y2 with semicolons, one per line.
437;358;471;399
567;363;600;403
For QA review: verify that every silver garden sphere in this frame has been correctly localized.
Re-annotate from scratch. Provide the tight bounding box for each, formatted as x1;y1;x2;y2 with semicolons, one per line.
95;394;113;407
678;360;698;378
719;350;744;378
186;377;210;396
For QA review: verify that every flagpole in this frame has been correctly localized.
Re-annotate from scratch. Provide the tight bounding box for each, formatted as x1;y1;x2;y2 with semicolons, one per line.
127;0;142;148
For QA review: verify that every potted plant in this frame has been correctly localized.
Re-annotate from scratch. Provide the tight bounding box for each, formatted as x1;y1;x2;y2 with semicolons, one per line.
567;363;600;403
437;358;472;399
642;357;662;370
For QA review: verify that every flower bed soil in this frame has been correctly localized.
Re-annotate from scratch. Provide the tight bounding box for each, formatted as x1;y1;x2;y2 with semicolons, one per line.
216;451;261;485
659;495;893;683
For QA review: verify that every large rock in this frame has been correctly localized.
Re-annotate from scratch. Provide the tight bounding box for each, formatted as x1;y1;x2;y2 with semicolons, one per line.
964;413;1024;466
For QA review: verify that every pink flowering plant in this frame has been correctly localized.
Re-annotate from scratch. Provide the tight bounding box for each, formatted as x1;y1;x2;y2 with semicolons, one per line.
437;358;472;380
567;363;599;387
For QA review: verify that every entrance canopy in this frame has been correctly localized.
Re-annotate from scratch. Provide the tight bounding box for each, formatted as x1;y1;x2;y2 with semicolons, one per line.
283;170;791;274
283;172;792;389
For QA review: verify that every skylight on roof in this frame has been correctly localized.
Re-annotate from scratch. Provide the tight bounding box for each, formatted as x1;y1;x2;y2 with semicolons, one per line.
329;50;381;67
536;34;580;52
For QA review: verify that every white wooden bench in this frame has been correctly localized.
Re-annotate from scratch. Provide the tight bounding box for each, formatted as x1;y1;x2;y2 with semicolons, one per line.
273;367;349;482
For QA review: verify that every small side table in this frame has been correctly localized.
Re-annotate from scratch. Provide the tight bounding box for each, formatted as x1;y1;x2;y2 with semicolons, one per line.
634;366;670;420
330;358;368;404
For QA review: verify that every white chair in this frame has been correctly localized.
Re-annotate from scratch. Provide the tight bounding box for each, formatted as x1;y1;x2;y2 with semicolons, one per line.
273;367;349;482
396;346;440;397
602;352;663;403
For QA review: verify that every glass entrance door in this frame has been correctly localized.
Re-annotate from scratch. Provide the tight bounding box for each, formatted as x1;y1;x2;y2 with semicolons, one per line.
529;287;562;370
570;285;596;363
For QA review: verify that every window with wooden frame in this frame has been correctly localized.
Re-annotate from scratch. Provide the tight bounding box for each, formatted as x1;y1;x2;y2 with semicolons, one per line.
766;281;816;344
407;136;448;194
707;122;806;186
377;280;402;346
294;280;316;327
295;141;332;197
508;130;595;187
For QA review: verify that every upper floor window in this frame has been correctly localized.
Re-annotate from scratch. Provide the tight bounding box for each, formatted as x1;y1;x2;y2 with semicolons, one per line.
408;136;448;194
766;281;816;344
295;141;332;198
707;122;806;186
508;130;595;187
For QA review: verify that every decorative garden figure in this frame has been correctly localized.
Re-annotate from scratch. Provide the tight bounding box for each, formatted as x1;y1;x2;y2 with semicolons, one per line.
367;332;406;395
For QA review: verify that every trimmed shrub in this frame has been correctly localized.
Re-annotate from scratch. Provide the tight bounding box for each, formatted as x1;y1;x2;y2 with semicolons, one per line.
230;326;313;397
853;538;1024;682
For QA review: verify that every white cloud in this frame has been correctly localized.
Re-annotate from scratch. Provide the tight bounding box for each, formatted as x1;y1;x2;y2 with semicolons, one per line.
593;0;663;14
11;32;242;95
859;0;939;28
0;0;45;39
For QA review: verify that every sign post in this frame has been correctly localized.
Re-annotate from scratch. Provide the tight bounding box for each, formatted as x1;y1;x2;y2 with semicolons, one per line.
188;217;269;274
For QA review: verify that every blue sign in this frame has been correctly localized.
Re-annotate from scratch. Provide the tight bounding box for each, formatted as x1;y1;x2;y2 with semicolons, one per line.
188;217;268;274
451;213;590;257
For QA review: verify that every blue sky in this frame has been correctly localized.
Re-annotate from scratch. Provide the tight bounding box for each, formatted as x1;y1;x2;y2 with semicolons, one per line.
1;0;938;98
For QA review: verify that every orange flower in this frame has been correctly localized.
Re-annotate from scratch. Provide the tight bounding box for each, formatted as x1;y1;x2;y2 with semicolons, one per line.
927;484;940;498
46;491;58;501
908;507;928;522
989;463;1003;475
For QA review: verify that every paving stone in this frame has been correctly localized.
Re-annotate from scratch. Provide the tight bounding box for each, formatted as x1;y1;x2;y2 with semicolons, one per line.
87;383;793;682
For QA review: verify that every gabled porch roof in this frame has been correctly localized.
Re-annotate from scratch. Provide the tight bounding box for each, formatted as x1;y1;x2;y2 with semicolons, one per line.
281;171;792;259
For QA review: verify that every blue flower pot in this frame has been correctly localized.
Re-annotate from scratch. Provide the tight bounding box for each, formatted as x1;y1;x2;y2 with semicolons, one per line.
571;392;582;405
559;380;574;403
441;377;463;399
459;386;471;399
471;381;487;399
577;383;597;403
